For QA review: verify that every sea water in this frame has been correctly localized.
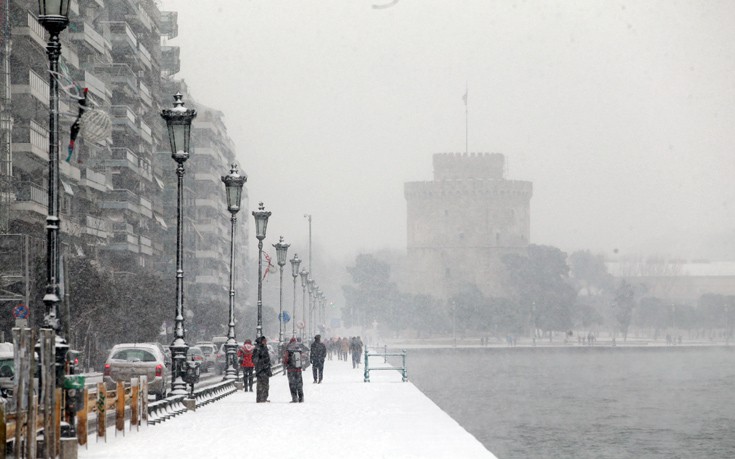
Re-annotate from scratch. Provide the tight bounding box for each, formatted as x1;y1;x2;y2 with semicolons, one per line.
406;346;735;459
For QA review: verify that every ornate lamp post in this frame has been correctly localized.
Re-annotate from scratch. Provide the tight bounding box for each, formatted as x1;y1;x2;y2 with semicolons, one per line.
299;268;309;340
289;254;301;338
307;277;315;338
314;287;322;337
273;236;290;346
221;164;246;380
252;202;271;338
161;92;197;395
37;0;71;391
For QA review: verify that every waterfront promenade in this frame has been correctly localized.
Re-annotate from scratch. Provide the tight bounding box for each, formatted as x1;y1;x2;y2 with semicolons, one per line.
79;357;495;459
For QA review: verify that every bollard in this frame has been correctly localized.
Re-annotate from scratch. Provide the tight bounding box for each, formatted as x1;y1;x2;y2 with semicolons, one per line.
77;388;88;446
115;381;124;434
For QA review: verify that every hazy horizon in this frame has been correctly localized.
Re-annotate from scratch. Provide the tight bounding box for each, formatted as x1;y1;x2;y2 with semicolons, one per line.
161;0;735;263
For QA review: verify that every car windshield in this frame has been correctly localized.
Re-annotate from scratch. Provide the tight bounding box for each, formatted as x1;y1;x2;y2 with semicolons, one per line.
112;349;158;362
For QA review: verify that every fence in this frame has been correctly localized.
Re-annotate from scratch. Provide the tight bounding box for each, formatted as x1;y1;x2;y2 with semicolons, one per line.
363;347;408;382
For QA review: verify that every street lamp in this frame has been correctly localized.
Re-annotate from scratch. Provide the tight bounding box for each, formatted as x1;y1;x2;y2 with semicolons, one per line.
307;277;315;338
299;269;309;340
289;253;301;338
273;236;290;346
221;164;246;380
161;92;197;395
313;286;322;338
37;0;71;443
252;202;271;338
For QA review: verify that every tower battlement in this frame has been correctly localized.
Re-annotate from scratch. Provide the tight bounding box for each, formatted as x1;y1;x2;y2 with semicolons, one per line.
433;152;505;180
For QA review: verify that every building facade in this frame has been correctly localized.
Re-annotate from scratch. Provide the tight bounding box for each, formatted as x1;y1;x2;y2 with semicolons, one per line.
0;1;248;340
403;152;533;299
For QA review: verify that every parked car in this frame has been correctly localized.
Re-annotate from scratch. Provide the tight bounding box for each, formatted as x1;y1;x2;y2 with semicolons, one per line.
147;342;172;368
103;343;168;400
0;342;14;398
186;346;205;366
214;344;227;375
195;342;217;372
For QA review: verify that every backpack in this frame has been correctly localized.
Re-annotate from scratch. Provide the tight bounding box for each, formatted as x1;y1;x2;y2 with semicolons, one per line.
289;350;302;369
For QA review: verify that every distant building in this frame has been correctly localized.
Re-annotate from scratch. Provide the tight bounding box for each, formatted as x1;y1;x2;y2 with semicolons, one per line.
403;153;532;299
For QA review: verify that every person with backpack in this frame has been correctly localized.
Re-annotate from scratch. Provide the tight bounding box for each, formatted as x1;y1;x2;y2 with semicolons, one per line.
237;338;255;392
283;337;305;403
254;336;272;403
310;334;327;384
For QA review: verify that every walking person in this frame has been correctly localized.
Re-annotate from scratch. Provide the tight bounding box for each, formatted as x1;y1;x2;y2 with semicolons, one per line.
237;338;255;392
283;337;305;403
310;334;327;383
254;336;272;403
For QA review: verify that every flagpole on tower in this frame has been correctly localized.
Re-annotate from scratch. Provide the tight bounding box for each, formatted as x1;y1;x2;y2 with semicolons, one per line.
463;83;468;154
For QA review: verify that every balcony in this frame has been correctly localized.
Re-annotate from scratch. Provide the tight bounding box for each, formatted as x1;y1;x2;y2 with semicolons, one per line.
139;235;152;255
106;147;139;172
106;21;137;55
69;22;108;55
161;46;180;76
12;120;48;165
101;63;137;98
139;196;152;218
13;181;47;215
193;171;221;185
12;69;49;107
100;189;140;213
139;81;152;107
84;215;109;238
159;11;178;39
81;70;107;100
81;168;108;192
140;120;153;145
127;5;154;33
194;147;223;163
195;197;219;209
12;13;46;49
106;231;139;253
110;105;138;137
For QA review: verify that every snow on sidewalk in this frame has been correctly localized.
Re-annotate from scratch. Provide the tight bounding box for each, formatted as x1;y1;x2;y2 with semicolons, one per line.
79;358;495;459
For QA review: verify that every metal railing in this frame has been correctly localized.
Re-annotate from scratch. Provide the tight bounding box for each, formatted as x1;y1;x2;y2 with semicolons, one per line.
363;348;408;382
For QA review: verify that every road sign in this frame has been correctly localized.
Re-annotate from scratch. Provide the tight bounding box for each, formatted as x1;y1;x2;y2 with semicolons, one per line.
279;311;291;323
12;303;29;319
296;320;305;330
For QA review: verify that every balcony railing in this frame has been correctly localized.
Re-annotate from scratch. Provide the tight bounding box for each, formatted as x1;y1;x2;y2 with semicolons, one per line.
14;182;47;206
140;120;153;144
110;106;138;135
107;21;137;54
138;43;152;70
69;22;108;55
85;215;109;238
101;189;140;212
78;70;108;101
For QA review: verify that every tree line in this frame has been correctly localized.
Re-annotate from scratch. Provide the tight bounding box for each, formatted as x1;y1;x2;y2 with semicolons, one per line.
341;246;735;341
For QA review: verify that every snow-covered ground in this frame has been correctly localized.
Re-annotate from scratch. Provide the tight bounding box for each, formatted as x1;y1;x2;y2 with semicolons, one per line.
78;357;495;459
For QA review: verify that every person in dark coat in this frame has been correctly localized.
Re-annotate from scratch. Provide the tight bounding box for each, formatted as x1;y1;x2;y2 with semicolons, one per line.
254;336;272;403
283;337;305;403
237;339;255;392
310;334;327;383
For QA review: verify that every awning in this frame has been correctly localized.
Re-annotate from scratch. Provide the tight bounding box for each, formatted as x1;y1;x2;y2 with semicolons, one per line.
60;179;74;196
154;214;168;230
154;176;165;190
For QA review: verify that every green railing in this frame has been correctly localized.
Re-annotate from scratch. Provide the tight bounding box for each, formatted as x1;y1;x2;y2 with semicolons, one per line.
363;348;408;383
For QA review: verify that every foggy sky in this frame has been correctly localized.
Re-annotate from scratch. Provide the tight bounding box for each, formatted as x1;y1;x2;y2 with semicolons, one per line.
160;0;735;263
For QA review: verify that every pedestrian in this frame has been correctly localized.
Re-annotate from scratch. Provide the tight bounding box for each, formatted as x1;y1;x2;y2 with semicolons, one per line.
310;334;327;384
283;337;305;403
237;338;255;392
254;336;272;403
341;337;349;361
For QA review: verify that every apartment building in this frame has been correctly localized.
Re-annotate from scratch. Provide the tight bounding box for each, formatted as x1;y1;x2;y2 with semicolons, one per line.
0;1;248;339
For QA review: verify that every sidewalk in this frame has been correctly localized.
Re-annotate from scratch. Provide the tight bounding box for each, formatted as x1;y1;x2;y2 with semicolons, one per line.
79;357;495;459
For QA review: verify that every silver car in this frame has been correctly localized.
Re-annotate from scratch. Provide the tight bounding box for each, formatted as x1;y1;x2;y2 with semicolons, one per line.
104;343;168;400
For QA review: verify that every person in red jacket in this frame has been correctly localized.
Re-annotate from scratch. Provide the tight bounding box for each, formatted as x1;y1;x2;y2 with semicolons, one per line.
237;339;255;392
